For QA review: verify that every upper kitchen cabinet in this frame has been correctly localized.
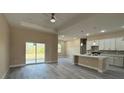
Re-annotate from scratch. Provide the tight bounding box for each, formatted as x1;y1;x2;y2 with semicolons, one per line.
104;38;116;50
109;38;116;50
104;39;111;50
87;37;124;51
116;37;124;50
99;39;105;50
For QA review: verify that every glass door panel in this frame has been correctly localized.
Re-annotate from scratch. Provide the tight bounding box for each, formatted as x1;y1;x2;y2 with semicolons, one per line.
26;42;36;64
36;43;45;63
26;42;45;64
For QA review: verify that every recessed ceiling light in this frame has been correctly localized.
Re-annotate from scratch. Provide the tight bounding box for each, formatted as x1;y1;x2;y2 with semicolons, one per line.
73;37;77;39
86;33;90;36
100;30;106;33
93;42;96;45
61;35;64;38
121;25;124;28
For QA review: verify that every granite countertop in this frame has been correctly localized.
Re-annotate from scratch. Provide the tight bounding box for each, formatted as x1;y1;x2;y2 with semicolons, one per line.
74;54;108;59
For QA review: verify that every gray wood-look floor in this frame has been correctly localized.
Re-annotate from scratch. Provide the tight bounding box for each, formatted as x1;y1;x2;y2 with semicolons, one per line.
5;58;124;79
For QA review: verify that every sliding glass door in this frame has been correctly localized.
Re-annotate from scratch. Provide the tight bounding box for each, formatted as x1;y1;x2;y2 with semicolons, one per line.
26;42;45;64
36;43;45;63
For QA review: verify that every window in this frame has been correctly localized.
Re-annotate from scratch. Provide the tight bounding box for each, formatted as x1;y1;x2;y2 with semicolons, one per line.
58;43;62;53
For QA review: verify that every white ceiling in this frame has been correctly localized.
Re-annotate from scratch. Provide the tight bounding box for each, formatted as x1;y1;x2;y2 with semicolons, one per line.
4;13;84;33
59;13;124;41
4;13;124;41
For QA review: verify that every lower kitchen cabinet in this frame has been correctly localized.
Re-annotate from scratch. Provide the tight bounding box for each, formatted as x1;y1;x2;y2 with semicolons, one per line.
113;57;124;67
106;56;124;67
106;57;114;65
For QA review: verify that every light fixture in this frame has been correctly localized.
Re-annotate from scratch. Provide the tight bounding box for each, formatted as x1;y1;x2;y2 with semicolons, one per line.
61;35;64;38
93;40;96;45
86;33;90;36
121;25;124;28
81;43;83;46
93;42;96;45
50;13;56;23
100;30;106;33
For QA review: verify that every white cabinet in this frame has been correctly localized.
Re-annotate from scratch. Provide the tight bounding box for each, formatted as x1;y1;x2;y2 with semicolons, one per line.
108;57;114;65
104;38;116;50
110;38;116;50
105;56;114;65
116;37;124;50
87;38;123;51
105;56;124;67
104;39;110;50
99;39;105;50
113;57;123;67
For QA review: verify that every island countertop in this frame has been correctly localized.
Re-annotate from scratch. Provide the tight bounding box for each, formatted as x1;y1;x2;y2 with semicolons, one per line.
74;54;108;59
74;54;108;73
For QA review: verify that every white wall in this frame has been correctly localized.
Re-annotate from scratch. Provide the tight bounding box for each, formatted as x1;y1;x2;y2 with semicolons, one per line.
0;14;10;79
10;26;58;65
58;40;67;58
66;39;80;58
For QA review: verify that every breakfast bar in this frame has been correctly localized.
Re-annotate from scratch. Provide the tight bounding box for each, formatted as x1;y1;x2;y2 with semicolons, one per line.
74;54;108;73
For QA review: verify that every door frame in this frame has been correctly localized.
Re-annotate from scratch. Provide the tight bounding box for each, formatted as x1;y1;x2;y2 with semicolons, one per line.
25;41;46;64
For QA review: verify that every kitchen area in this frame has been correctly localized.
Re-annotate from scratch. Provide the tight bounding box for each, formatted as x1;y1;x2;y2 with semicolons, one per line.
73;31;124;73
57;14;124;75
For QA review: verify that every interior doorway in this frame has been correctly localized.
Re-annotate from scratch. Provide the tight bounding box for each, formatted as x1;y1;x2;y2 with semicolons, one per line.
26;42;45;64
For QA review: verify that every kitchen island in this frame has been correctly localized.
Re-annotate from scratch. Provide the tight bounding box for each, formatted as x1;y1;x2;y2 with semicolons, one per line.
74;54;108;73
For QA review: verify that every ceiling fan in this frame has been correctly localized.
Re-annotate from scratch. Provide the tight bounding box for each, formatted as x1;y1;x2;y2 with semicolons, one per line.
50;13;56;23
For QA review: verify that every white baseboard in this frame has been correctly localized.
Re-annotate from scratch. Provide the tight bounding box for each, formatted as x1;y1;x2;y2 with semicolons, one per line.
9;61;58;68
9;64;25;68
45;61;58;63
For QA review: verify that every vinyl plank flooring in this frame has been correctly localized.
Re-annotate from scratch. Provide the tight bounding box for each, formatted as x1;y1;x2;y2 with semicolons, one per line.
5;58;124;79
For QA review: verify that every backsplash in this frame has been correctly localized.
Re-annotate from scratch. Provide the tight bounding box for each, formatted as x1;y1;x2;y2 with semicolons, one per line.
100;50;124;55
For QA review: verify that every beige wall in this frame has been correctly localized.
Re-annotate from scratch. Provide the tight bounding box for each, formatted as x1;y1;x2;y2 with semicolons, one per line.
58;40;67;57
66;39;80;58
0;14;10;79
10;27;58;65
87;30;124;40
